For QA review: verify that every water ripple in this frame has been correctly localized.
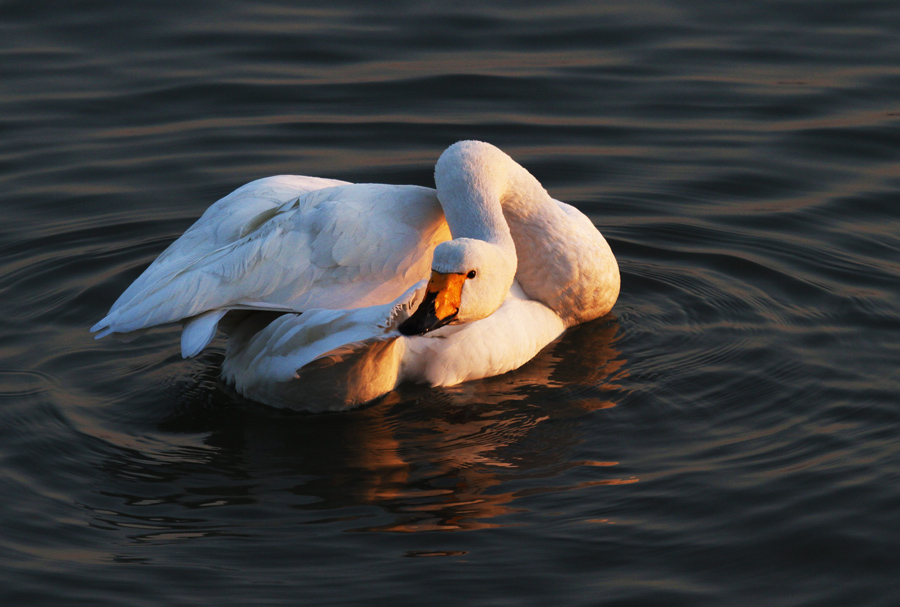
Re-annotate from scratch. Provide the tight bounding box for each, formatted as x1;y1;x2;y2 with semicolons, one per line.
1;0;899;605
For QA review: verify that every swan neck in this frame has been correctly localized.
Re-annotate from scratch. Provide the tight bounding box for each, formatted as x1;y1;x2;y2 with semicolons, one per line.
436;141;620;325
434;142;536;252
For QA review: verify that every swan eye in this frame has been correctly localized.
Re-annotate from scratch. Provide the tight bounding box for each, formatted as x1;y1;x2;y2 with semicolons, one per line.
467;270;476;279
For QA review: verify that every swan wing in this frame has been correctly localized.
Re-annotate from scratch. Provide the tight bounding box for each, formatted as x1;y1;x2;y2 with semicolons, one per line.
109;175;349;319
222;282;425;410
92;182;448;339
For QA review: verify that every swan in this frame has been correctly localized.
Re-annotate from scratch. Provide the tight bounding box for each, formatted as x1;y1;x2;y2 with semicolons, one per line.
92;141;619;410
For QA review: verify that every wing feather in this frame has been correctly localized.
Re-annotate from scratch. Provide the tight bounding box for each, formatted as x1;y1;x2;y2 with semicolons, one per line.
93;181;450;345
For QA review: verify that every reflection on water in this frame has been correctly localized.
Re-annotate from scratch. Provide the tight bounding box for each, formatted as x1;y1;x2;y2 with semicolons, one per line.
89;319;629;536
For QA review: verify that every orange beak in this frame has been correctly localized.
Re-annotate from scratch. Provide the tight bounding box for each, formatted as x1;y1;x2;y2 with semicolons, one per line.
398;271;466;335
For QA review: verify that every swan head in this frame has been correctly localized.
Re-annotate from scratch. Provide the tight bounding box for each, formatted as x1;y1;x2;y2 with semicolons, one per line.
398;238;516;336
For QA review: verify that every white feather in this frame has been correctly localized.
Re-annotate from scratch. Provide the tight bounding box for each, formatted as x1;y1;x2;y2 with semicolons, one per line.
94;141;620;411
181;309;228;358
91;181;449;337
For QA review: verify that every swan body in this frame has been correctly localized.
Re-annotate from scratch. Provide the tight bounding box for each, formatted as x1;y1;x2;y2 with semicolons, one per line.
221;282;566;411
93;141;619;409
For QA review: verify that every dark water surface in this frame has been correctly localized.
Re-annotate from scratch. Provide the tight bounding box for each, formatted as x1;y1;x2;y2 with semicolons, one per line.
2;1;899;605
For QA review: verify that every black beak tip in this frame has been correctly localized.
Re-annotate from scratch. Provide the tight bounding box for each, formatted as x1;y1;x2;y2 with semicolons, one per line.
398;302;458;336
398;290;439;336
397;289;459;336
398;311;457;336
397;317;423;336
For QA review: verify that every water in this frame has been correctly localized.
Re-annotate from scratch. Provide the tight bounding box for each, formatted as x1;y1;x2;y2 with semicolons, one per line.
2;0;899;605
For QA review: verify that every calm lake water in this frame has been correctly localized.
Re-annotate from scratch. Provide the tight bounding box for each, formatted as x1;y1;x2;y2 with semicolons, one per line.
2;1;899;605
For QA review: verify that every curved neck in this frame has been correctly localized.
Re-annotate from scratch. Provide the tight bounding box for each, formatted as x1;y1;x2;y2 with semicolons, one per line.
435;140;620;325
434;141;519;254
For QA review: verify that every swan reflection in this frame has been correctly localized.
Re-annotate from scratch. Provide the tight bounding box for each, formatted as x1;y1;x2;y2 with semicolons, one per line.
95;318;631;536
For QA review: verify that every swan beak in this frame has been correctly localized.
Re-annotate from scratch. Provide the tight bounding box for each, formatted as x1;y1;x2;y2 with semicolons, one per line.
398;271;465;336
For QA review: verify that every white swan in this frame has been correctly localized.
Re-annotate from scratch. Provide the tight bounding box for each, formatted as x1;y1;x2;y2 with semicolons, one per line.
92;141;619;410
